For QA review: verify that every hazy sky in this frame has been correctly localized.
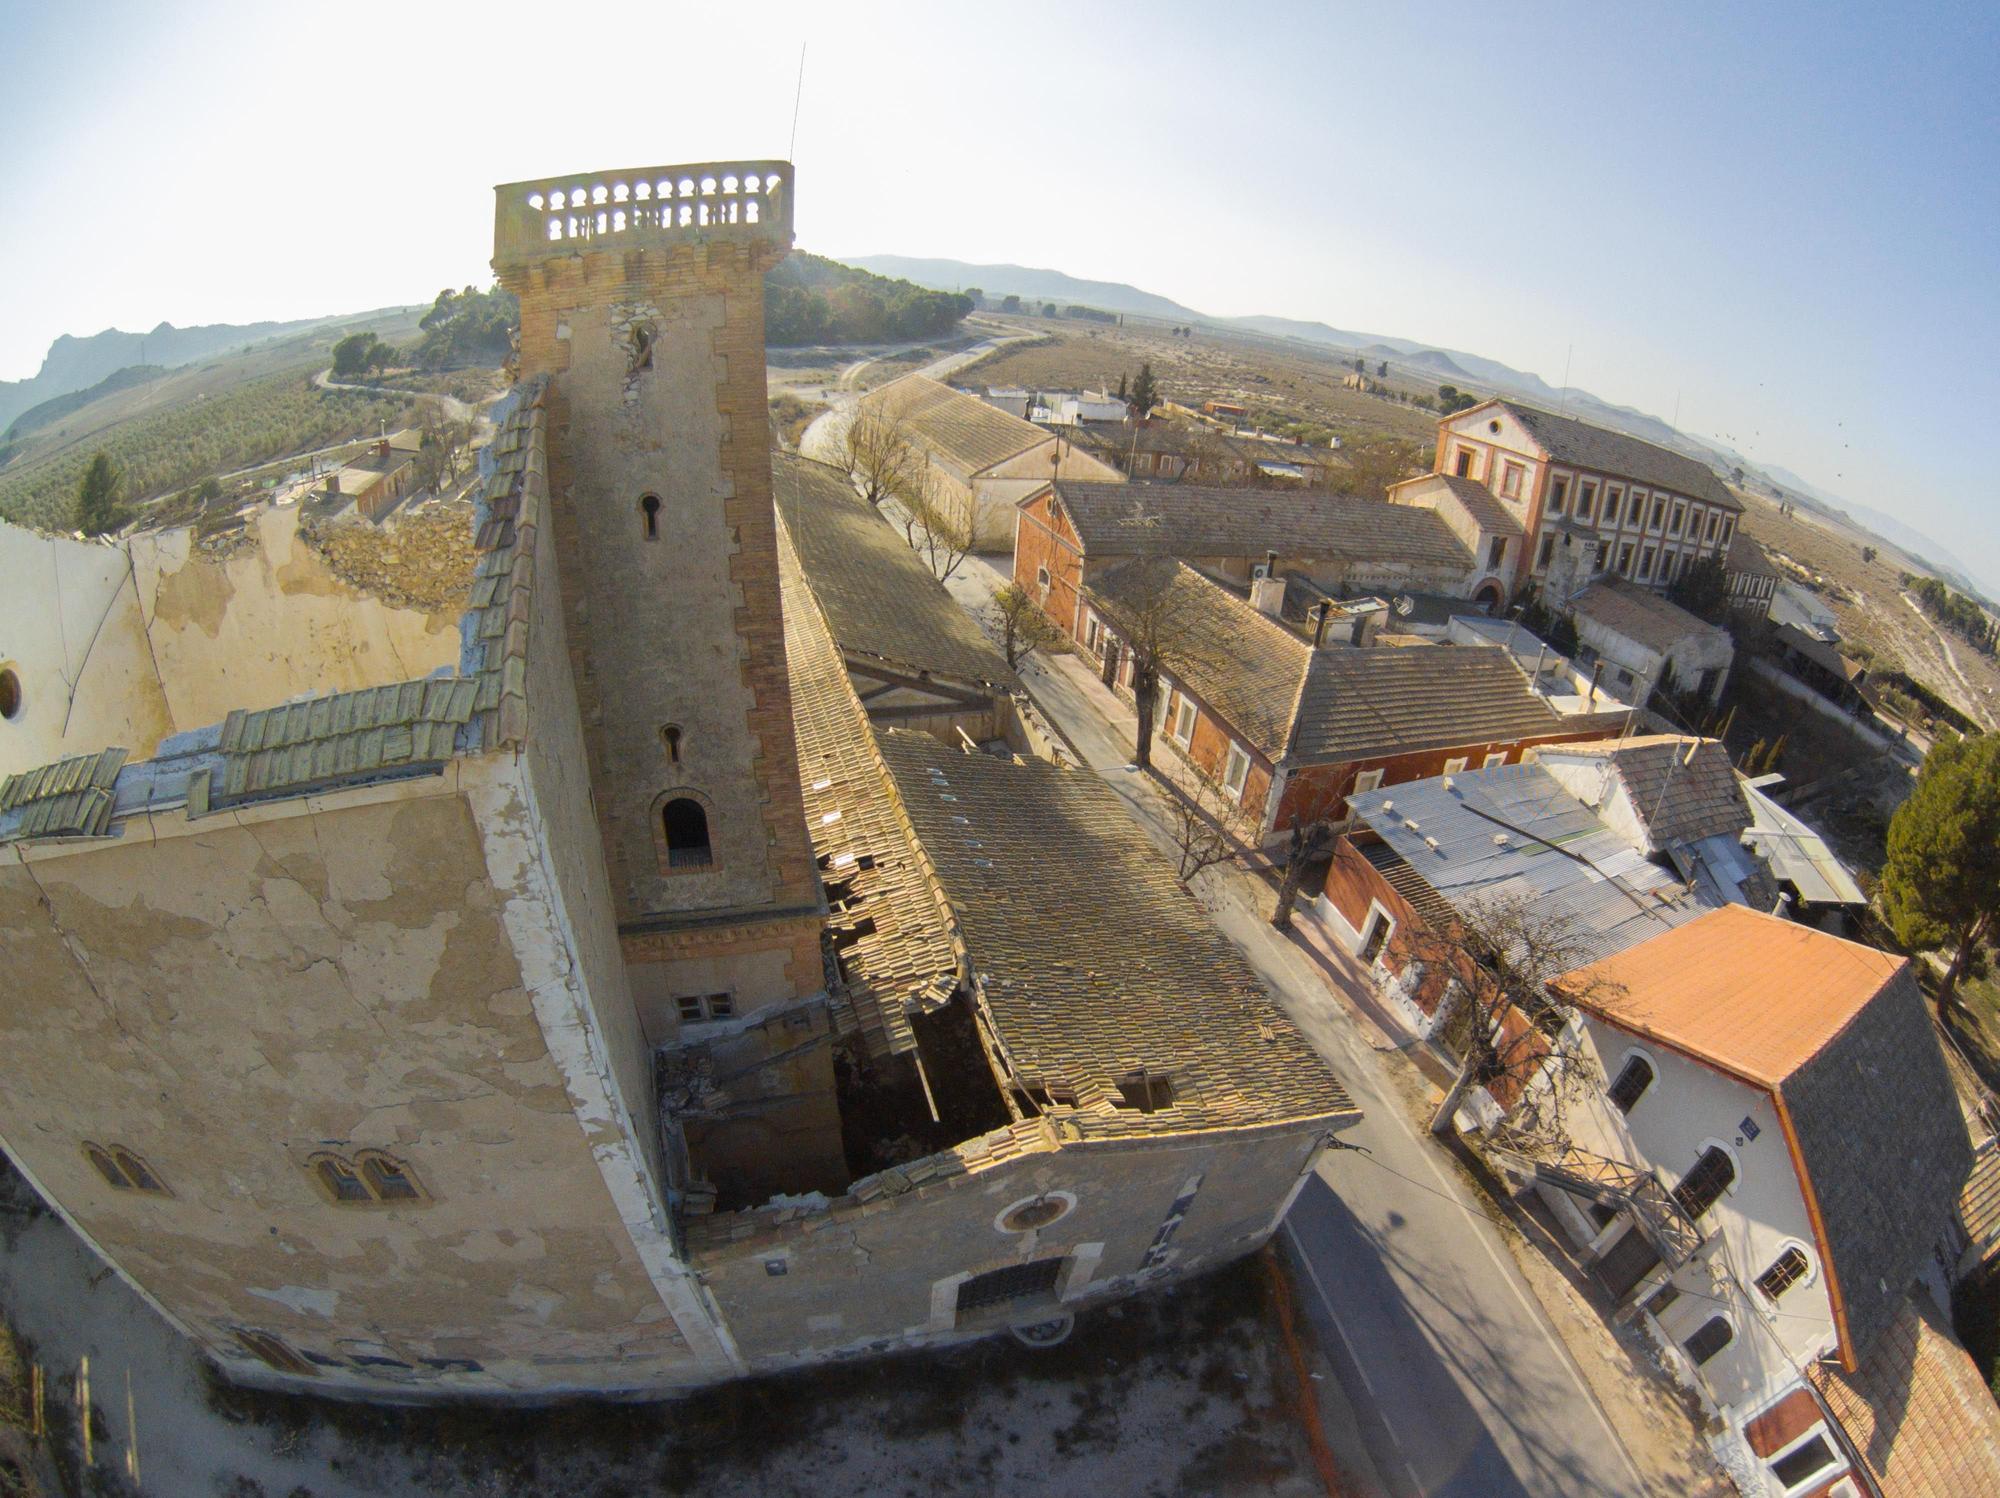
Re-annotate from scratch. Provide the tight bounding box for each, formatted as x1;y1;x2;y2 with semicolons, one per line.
4;2;1996;586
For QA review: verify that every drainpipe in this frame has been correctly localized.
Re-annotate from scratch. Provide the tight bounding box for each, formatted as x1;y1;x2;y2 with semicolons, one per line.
1312;601;1332;648
1588;661;1603;707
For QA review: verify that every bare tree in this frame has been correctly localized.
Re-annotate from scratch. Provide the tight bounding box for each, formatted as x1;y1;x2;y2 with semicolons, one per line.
1162;763;1252;885
1088;558;1212;772
838;406;919;509
1270;777;1355;932
1343;874;1614;1136
992;582;1064;669
900;468;973;583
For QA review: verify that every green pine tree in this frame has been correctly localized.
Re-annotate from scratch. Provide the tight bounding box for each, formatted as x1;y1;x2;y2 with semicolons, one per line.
1879;733;2000;1007
76;451;127;536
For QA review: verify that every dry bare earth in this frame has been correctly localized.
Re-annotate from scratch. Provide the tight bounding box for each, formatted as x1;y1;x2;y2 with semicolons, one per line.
963;321;1441;448
1738;492;2000;730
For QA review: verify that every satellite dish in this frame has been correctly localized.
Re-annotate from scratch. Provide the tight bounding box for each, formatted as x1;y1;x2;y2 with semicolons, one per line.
1393;594;1415;617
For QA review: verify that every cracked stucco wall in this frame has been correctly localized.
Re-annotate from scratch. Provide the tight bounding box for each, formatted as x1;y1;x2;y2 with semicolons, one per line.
0;782;700;1395
694;1128;1323;1371
0;510;460;779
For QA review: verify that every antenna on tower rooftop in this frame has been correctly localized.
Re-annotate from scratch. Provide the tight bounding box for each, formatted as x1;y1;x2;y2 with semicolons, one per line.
788;43;807;162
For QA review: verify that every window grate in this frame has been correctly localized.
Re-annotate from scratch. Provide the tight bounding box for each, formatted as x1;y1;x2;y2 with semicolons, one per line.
955;1258;1064;1316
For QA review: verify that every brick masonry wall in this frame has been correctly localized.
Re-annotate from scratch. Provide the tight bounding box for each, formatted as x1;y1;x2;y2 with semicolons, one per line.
1014;492;1085;639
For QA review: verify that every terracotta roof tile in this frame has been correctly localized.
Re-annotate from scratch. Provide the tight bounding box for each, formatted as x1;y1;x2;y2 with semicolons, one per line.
1543;735;1750;850
863;374;1049;477
1570;576;1730;656
1490;401;1742;511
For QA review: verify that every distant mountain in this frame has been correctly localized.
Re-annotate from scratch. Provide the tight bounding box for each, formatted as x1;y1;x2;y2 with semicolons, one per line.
843;256;1207;323
0;316;332;433
3;364;166;444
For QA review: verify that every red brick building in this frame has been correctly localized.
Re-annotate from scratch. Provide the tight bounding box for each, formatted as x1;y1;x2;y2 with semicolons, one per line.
1079;556;1628;838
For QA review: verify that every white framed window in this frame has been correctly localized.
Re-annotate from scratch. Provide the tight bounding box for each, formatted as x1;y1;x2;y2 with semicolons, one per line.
1454;447;1477;478
1755;1243;1816;1301
1085;616;1100;653
1576;480;1596;519
1482;751;1507;768
1172;694;1197;747
1036;564;1051;589
1766;1426;1844;1495
1500;461;1524;499
1356;902;1395;965
676;992;735;1023
1671;502;1686;535
1352;768;1384;795
1548;475;1569;515
1537;534;1555;569
1443;756;1468;774
1222;742;1251;798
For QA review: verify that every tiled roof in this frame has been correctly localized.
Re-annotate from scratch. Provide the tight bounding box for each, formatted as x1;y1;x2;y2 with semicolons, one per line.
864;374;1049;477
779;531;959;1059
874;730;1357;1137
1291;645;1566;764
1558;905;1970;1364
773;452;1014;688
1392;473;1525;538
0;748;128;841
1488;401;1741;511
1543;735;1750;850
1569;577;1729;656
1087;556;1308;759
1726;528;1779;580
1359;840;1456;930
464;380;549;748
1809;1289;2000;1496
1054;481;1471;570
207;677;479;807
1776;621;1868;683
1959;1137;2000;1263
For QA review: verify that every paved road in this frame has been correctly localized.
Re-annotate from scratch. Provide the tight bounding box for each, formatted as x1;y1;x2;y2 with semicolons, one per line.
928;550;1648;1497
796;323;1038;464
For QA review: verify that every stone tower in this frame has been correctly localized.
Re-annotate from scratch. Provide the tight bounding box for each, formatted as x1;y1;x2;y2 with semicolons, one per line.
494;165;823;1034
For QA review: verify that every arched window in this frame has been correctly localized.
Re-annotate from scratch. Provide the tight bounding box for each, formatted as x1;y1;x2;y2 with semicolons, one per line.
662;797;713;869
1756;1246;1812;1301
1683;1315;1733;1366
640;494;661;540
1607;1056;1654;1114
661;725;683;765
358;1153;424;1202
1672;1146;1736;1221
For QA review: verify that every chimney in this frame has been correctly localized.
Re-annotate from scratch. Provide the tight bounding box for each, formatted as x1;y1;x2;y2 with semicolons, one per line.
376;439;390;461
1312;601;1333;647
1588;660;1603;706
1251;575;1287;617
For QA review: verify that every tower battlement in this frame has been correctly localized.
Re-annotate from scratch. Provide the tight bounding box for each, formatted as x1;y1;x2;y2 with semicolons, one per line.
493;161;792;270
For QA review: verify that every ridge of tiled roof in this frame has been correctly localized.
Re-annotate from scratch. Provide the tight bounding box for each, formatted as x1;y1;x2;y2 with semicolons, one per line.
1541;734;1750;850
864;374;1049;476
465;379;550;749
773;452;1015;688
1392;472;1525;538
1053;481;1471;570
1486;401;1742;511
778;528;960;1059
1290;645;1566;764
874;728;1357;1138
1086;556;1309;759
0;747;129;841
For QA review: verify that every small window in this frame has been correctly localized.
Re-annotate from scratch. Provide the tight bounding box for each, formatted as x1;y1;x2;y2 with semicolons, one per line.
1671;502;1686;535
1036;565;1051;589
358;1153;423;1202
1455;448;1474;478
1644;1282;1680;1318
1684;1315;1733;1366
1650;498;1667;529
1756;1247;1811;1301
662;797;713;870
83;1143;169;1195
1359;911;1392;965
1222;742;1251;797
1672;1147;1735;1221
1352;768;1384;795
1577;481;1596;519
639;494;661;540
1500;462;1524;499
1113;1071;1176;1112
677;995;705;1023
1537;534;1555;569
1549;477;1568;514
1769;1434;1838;1489
1639;546;1656;580
956;1258;1065;1318
1603;492;1622;525
0;667;20;721
1487;536;1507;568
315;1157;372;1203
1607;1056;1654;1114
1443;756;1468;774
1719;517;1735;546
1617;543;1635;575
1482;752;1507;769
1705;513;1719;541
676;993;734;1023
708;992;734;1018
1172;695;1197;747
661;724;683;765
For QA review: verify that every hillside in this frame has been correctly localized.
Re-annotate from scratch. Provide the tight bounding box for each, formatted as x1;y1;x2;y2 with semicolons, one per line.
845;256;1205;323
3;365;166;446
765;254;973;346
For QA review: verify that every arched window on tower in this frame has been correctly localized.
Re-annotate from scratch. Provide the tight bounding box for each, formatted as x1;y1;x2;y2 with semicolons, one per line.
662;797;713;869
640;494;661;540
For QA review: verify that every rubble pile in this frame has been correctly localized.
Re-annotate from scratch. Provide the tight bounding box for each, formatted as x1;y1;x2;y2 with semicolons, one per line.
300;504;476;614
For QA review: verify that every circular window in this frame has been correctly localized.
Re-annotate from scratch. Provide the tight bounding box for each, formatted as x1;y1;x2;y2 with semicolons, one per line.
1488;419;1501;433
0;667;21;722
995;1191;1076;1234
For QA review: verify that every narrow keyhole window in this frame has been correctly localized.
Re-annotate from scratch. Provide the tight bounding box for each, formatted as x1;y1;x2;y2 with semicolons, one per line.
640;494;661;540
662;724;683;764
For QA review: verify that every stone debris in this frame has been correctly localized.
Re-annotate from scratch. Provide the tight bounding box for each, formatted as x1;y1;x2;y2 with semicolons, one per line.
299;504;477;614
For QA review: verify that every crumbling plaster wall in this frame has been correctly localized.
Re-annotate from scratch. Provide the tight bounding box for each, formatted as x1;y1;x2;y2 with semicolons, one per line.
0;786;699;1395
694;1126;1322;1371
0;510;460;778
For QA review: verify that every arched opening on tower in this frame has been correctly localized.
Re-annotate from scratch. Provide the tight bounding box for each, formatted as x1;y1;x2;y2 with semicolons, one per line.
662;797;713;869
640;494;661;540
